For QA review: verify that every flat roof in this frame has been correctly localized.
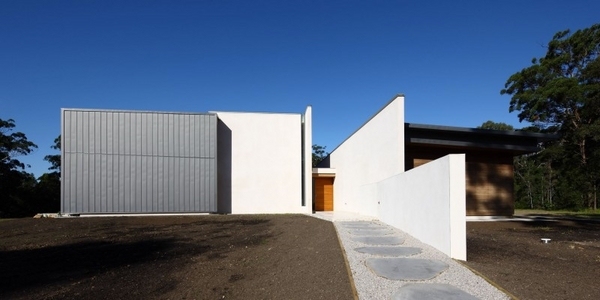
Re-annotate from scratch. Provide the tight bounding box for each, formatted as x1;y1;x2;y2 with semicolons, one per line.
405;123;558;154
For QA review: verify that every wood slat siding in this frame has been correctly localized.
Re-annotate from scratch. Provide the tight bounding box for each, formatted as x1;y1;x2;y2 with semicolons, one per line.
407;146;515;216
61;109;218;214
314;177;334;211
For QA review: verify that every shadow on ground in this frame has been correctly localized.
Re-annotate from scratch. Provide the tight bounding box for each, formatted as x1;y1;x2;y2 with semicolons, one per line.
0;238;183;294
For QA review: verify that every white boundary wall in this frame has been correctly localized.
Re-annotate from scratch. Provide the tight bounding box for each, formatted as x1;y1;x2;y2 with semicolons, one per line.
376;154;467;260
326;95;467;260
215;111;310;214
327;95;405;217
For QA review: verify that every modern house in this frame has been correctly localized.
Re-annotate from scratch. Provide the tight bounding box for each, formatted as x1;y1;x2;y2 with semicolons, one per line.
60;95;551;260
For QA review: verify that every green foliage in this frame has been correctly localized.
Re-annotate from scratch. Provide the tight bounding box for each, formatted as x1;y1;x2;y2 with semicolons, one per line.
0;120;61;217
44;135;61;174
503;23;600;210
34;172;61;213
477;120;514;131
312;144;328;167
0;119;37;170
0;119;38;217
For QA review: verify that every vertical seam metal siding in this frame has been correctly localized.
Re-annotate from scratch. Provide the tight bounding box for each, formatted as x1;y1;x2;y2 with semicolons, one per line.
61;109;218;214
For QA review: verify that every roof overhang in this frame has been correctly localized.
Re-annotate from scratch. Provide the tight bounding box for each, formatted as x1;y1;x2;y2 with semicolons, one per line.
405;123;558;155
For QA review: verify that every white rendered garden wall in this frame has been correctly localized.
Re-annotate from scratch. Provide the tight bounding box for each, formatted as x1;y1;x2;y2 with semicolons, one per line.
376;154;467;260
214;111;311;214
326;95;467;260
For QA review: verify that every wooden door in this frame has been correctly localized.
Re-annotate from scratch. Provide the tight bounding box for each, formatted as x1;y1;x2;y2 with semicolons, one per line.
314;177;334;211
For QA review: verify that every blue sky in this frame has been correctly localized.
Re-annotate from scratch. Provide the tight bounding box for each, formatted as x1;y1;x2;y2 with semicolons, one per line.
2;0;599;177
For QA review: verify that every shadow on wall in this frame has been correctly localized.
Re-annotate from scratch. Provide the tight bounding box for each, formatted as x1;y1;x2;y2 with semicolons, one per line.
217;119;232;214
466;161;515;216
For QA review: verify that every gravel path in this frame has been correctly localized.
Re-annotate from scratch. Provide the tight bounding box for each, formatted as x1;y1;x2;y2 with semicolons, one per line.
325;216;510;300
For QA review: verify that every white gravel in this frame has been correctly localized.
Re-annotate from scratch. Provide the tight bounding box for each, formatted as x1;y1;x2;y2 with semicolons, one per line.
332;220;510;300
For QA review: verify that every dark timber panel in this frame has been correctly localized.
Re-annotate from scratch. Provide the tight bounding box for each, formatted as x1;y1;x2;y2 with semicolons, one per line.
407;146;514;216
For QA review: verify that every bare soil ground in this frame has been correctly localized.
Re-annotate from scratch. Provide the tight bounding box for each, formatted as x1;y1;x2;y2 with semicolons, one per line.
0;214;355;300
466;218;600;300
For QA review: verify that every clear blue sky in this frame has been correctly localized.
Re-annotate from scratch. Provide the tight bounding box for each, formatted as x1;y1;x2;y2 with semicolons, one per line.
2;0;599;177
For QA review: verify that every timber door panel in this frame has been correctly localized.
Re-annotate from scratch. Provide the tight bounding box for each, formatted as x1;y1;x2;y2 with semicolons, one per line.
314;177;334;211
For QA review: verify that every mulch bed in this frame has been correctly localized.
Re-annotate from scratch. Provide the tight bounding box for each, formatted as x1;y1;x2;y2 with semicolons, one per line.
465;218;600;300
0;215;355;300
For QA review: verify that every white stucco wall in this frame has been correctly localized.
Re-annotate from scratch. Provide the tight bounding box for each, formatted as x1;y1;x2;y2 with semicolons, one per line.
376;154;467;260
327;95;405;216
214;111;309;214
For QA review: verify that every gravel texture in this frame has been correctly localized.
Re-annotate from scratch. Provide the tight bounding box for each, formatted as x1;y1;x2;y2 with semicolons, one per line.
334;220;510;300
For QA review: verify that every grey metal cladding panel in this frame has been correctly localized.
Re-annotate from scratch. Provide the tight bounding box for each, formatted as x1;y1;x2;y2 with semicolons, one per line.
61;110;217;213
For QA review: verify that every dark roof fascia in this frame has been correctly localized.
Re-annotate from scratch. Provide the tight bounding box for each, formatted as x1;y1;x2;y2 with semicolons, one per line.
405;123;558;141
407;138;541;153
405;123;560;155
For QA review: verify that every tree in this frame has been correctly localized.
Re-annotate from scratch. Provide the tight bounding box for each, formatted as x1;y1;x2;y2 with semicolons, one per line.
312;144;328;167
44;135;61;175
477;120;514;131
35;135;61;213
0;119;37;171
0;118;38;217
501;23;600;210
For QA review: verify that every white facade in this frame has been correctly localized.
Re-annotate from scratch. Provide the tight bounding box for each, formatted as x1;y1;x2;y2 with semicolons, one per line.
214;111;312;214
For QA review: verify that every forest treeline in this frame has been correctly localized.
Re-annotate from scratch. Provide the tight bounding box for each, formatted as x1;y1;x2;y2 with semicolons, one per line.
0;119;60;217
494;23;600;210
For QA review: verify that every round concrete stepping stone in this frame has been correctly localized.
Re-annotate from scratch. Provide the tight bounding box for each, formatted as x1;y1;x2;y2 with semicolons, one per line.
340;221;378;226
344;226;387;231
340;223;383;229
348;227;391;231
349;229;393;236
392;283;478;300
354;246;421;257
352;236;404;245
366;258;448;280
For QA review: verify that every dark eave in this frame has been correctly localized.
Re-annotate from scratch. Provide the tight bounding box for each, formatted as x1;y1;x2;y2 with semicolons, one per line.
405;123;558;155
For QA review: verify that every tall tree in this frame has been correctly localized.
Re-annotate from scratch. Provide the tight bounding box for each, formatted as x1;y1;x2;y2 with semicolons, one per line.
501;23;600;210
0;118;38;217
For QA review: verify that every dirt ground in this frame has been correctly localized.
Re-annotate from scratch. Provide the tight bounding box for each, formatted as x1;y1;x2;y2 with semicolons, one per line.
466;218;600;300
0;214;355;300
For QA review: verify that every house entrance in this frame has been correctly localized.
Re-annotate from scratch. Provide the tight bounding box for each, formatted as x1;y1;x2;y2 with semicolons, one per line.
313;177;334;211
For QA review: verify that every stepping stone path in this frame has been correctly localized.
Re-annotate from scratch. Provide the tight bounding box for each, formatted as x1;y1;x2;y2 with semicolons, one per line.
354;246;421;257
352;236;404;245
366;258;448;280
339;221;479;299
392;283;479;300
349;229;394;236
